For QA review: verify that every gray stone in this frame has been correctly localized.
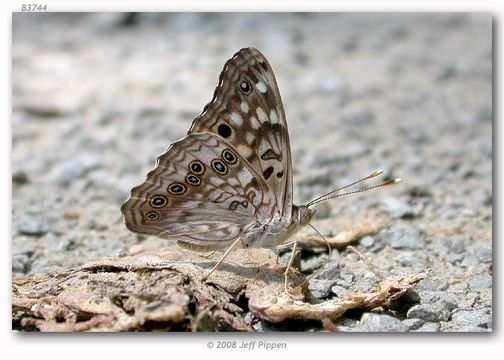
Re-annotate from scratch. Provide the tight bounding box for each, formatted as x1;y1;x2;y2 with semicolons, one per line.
345;253;359;262
358;274;379;292
461;252;481;267
57;236;78;252
419;292;458;311
414;322;440;332
359;313;408;332
316;257;341;279
47;153;101;186
30;259;63;274
307;279;334;299
12;253;32;274
437;281;449;291
360;236;374;248
472;244;492;263
17;216;51;237
436;236;466;254
407;301;452;322
300;254;328;273
380;197;421;219
331;285;350;299
452;309;490;328
379;225;426;250
339;272;354;285
447;253;465;265
402;318;425;330
469;276;492;290
416;279;437;291
397;251;425;269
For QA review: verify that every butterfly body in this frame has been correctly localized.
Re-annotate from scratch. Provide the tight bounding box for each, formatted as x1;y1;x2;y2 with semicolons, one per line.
122;48;313;253
240;204;315;248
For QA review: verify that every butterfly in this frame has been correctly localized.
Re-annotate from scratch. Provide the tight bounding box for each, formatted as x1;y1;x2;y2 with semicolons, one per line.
121;48;400;287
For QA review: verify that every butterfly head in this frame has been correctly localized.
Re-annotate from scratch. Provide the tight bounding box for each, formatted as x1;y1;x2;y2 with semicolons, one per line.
294;205;316;226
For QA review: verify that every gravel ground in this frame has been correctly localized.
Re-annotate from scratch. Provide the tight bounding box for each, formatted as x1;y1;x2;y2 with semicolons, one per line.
12;13;492;332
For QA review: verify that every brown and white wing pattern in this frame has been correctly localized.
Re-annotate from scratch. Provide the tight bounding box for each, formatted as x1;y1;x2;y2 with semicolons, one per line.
121;132;276;250
188;48;293;221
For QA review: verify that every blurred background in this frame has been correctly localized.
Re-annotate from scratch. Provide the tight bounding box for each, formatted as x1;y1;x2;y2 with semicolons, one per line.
12;13;492;331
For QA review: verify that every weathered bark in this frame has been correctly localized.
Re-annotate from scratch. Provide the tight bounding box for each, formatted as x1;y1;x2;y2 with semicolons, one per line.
12;245;425;332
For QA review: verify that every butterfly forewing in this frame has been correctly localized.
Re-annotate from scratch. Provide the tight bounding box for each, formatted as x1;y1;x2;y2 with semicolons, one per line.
188;48;293;221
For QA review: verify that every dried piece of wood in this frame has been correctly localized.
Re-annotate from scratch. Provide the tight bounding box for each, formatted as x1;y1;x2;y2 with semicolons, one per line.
294;212;387;249
249;272;426;323
12;248;303;332
12;235;425;332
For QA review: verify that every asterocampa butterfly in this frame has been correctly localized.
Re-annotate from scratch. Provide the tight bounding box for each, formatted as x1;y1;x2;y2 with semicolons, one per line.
121;48;400;286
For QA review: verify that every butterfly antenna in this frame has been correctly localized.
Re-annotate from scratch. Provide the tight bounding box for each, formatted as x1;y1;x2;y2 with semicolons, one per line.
307;170;401;207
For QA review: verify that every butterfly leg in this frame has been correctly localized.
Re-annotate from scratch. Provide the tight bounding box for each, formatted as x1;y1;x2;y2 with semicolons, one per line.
283;241;298;296
201;237;242;282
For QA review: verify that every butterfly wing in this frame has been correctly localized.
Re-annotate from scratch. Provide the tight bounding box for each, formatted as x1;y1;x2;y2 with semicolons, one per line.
188;48;293;221
121;132;276;250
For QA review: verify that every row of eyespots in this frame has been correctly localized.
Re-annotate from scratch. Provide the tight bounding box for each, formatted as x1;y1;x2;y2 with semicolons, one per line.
211;148;238;175
145;150;238;220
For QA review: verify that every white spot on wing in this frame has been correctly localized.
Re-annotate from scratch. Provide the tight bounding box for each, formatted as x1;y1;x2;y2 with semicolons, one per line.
240;102;249;113
256;108;268;123
256;82;267;93
230;112;243;126
237;144;253;158
246;132;255;144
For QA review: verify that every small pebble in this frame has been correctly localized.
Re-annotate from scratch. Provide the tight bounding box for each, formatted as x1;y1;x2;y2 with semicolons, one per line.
452;309;490;328
378;225;426;250
360;236;374;248
402;318;425;330
469;276;492;291
436;236;466;254
307;279;334;299
331;285;350;299
407;300;452;322
380;197;421;219
472;244;492;263
12;253;32;274
359;313;408;332
300;254;328;273
47;153;101;186
17;216;51;237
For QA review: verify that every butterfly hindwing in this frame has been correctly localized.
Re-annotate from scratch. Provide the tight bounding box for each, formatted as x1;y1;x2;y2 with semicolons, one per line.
121;132;276;249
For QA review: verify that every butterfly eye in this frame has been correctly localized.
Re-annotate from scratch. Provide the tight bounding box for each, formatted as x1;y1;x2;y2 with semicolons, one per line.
145;211;159;220
149;195;168;208
186;174;201;186
222;149;237;164
239;80;252;94
168;182;186;195
189;160;205;175
211;159;228;175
